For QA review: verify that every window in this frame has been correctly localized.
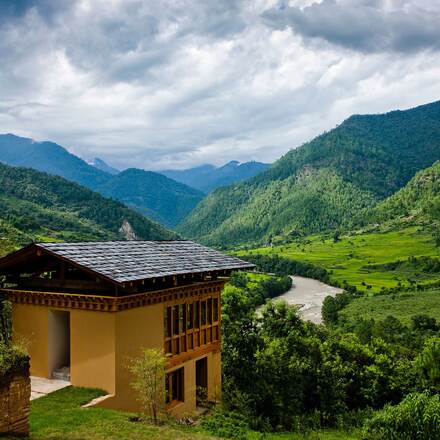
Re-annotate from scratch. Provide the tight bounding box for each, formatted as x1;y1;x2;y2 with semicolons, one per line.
166;367;184;404
201;301;207;326
194;301;200;329
165;307;172;337
207;298;212;325
187;303;193;330
173;305;179;336
164;296;220;356
213;298;219;322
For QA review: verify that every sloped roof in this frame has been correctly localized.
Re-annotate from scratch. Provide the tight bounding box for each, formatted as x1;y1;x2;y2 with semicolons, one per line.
33;241;254;284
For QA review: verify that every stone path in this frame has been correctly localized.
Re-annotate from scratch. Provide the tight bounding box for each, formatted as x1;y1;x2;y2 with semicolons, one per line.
271;276;343;324
30;376;70;400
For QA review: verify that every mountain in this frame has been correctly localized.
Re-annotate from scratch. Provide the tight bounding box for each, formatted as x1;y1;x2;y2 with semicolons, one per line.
161;160;270;193
178;100;440;247
0;162;175;256
90;157;120;175
96;168;205;227
0;133;109;188
372;161;440;225
0;134;203;227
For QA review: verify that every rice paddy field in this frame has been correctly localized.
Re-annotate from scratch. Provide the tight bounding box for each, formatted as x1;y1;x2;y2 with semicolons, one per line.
239;227;439;292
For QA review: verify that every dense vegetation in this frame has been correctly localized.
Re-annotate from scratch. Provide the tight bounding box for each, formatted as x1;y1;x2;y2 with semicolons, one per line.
161;161;270;194
216;275;440;438
0;134;203;227
241;254;331;284
0;162;174;255
179;100;440;246
371;160;440;230
363;392;440;439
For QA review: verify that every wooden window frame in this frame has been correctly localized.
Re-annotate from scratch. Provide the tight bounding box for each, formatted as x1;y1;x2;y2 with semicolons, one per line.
164;294;220;356
166;367;184;405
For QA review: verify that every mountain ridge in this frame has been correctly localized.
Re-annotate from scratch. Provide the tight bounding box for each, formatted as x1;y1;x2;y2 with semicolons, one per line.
178;100;440;247
0;162;175;255
160;160;270;193
0;134;203;227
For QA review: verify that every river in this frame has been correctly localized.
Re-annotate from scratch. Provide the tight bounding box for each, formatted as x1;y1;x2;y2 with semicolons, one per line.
271;276;343;324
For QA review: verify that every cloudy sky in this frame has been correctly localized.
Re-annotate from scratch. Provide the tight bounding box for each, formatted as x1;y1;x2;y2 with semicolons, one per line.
1;0;439;170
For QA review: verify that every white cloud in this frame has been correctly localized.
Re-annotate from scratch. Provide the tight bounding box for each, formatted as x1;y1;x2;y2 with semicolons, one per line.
0;0;439;170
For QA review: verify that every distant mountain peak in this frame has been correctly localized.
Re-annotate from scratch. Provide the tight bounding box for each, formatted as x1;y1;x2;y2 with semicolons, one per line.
90;157;120;175
222;160;241;168
160;160;270;193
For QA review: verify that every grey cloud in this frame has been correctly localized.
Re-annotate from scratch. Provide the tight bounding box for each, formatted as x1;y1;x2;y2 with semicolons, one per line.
262;0;440;53
0;0;439;170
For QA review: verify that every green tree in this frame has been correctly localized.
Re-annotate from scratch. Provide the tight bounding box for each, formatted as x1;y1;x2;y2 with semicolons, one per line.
128;348;167;424
414;337;440;393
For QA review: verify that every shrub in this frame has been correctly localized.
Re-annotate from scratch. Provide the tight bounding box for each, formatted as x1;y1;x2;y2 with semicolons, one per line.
200;410;263;440
414;337;440;392
0;342;29;387
363;392;440;440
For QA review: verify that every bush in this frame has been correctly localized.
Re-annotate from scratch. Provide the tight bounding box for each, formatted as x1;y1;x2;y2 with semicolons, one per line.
0;342;29;387
414;337;440;392
363;392;440;440
200;410;263;440
0;296;12;345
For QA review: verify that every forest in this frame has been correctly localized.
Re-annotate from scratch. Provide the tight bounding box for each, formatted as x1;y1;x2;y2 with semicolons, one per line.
200;272;440;439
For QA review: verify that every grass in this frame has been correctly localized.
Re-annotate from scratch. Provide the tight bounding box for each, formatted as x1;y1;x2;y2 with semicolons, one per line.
239;227;439;292
340;288;440;324
10;386;362;440
27;387;215;440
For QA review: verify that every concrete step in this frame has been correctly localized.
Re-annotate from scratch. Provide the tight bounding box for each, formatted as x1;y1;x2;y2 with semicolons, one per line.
52;366;70;381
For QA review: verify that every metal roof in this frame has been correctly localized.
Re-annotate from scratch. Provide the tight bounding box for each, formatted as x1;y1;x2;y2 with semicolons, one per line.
36;241;254;284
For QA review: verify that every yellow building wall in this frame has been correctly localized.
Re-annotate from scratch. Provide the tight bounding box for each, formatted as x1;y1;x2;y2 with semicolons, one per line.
98;301;222;415
12;304;49;378
70;310;116;394
209;350;222;403
167;350;221;417
98;302;164;411
10;287;222;416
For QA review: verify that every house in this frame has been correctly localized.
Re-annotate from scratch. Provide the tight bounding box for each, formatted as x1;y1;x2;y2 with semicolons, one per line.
0;241;254;415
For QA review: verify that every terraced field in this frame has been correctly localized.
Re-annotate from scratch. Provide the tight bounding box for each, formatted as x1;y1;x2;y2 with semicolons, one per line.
240;227;439;292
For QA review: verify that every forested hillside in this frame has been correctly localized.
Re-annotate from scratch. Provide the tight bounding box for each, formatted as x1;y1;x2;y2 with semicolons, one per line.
179;100;440;247
0;163;174;256
97;168;204;227
161;160;270;193
0;134;203;227
372;161;440;225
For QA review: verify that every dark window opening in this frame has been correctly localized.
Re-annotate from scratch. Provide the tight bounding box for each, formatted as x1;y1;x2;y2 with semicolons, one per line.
201;301;207;326
166;367;184;404
213;298;219;322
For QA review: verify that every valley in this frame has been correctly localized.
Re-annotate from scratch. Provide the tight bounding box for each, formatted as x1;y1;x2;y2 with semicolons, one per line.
0;162;175;256
1;101;440;440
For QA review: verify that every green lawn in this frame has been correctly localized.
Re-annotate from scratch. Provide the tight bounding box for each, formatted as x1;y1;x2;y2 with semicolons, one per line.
27;387;214;440
340;288;440;324
239;227;439;292
16;387;361;440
